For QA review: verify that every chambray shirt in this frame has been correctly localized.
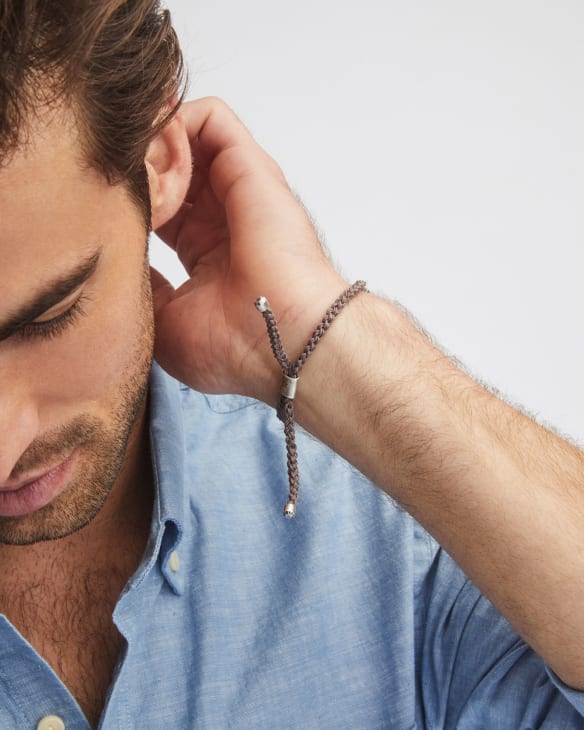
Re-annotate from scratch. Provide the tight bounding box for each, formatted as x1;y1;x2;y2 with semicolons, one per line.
1;361;584;729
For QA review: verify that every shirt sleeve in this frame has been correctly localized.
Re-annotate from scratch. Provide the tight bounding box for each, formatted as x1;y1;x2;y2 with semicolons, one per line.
415;526;584;728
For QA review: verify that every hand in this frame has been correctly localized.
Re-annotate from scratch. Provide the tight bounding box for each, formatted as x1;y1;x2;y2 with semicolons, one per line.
151;97;347;403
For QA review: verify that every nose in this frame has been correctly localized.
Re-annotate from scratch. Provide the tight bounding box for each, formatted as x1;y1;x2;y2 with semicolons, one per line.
0;387;39;484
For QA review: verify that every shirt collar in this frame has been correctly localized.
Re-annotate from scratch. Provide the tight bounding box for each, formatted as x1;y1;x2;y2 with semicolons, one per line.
147;360;189;595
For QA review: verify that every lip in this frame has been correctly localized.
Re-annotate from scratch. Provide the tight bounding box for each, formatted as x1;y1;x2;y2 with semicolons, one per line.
0;458;68;492
0;449;79;518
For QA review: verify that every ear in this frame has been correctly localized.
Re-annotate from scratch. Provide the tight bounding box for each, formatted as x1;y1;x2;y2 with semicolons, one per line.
145;108;192;230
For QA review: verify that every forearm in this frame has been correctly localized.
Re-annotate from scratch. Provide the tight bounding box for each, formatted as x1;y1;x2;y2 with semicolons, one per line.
294;291;584;688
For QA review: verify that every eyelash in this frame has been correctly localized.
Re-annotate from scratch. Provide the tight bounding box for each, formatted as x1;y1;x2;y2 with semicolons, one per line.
13;294;90;343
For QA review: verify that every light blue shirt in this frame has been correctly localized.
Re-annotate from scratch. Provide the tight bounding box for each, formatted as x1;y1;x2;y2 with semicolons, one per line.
1;362;583;728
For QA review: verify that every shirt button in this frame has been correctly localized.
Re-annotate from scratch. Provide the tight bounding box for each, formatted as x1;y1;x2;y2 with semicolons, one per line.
169;550;180;572
37;716;65;730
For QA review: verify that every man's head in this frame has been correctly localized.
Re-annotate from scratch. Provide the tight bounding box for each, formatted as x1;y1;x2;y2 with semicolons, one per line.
0;0;192;545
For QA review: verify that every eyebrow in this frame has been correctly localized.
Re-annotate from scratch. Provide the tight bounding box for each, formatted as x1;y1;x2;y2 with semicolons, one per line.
0;248;102;342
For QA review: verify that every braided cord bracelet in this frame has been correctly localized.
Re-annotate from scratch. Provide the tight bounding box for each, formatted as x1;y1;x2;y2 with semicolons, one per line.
255;280;368;518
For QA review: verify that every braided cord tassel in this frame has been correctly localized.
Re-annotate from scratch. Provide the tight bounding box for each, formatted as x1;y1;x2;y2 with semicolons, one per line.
255;281;368;517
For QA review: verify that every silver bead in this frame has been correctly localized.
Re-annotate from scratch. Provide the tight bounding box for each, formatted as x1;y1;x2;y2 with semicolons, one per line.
283;501;296;518
280;375;298;400
255;296;269;313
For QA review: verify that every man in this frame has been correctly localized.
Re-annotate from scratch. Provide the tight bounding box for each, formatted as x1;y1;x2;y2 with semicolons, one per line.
1;1;583;728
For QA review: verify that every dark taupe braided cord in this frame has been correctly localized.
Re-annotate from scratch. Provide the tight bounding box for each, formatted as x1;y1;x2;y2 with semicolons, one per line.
255;280;368;517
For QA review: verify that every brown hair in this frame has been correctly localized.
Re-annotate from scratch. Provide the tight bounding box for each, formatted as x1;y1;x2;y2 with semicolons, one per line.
0;0;187;226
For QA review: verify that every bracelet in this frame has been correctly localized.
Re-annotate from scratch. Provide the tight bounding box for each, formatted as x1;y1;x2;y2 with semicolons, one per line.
255;280;368;518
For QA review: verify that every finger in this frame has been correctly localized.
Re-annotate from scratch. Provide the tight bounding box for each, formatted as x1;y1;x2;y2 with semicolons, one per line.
180;96;256;159
149;265;176;315
156;97;283;252
182;97;285;202
154;99;244;249
156;97;304;267
154;200;191;251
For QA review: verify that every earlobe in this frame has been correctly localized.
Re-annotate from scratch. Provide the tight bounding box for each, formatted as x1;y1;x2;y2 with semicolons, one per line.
145;109;192;230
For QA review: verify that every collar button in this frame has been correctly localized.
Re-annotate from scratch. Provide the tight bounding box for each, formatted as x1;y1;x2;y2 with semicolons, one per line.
37;716;65;730
169;550;180;572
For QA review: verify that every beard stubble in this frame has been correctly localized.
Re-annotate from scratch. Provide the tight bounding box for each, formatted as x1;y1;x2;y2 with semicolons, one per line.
0;254;155;546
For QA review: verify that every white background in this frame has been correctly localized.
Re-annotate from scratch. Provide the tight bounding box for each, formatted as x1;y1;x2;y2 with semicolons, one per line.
152;0;584;445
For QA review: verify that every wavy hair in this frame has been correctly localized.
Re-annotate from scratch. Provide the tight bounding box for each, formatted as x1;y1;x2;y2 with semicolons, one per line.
0;0;187;225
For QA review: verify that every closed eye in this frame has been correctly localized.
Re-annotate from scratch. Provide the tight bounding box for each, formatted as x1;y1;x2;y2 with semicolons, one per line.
12;294;90;343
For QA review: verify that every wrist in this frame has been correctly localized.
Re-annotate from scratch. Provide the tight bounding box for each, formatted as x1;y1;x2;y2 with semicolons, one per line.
290;291;460;487
252;278;371;516
247;270;351;406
